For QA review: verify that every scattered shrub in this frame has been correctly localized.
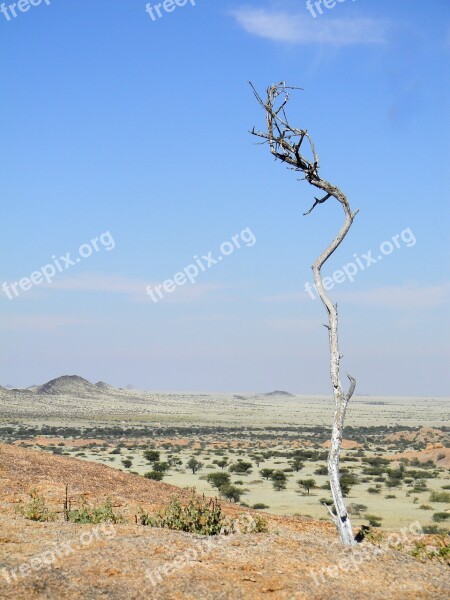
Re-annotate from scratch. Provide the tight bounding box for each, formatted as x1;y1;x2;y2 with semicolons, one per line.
271;471;288;491
144;470;164;481
229;461;252;475
17;490;56;522
143;449;160;463
297;479;316;495
67;497;124;524
365;513;382;527
433;512;450;523
430;491;450;503
206;472;231;490
137;494;234;535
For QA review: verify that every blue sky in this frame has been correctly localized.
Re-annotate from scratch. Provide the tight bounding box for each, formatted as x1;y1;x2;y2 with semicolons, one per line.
0;0;449;395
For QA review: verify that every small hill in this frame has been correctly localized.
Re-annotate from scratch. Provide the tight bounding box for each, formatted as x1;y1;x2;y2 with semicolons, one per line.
37;375;100;397
264;390;295;397
385;427;449;445
387;445;450;469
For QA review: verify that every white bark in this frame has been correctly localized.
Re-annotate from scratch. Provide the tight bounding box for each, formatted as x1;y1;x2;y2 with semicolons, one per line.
311;181;358;546
250;82;359;545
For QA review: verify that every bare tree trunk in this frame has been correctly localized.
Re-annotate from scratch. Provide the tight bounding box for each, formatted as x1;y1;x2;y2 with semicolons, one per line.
250;82;359;545
311;181;357;547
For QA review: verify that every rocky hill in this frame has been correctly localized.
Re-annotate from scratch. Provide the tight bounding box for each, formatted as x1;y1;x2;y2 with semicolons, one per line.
0;444;448;599
36;375;102;397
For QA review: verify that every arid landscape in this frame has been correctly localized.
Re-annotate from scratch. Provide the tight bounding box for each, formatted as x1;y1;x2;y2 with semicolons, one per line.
2;2;449;598
0;377;448;598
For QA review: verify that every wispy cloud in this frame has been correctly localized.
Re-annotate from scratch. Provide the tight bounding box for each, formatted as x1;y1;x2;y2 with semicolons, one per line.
230;7;390;46
260;283;449;310
336;283;450;309
32;272;225;304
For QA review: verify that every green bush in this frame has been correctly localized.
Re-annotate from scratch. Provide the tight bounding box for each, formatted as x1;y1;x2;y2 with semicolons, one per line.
206;472;231;490
430;491;450;503
271;470;288;491
411;535;449;563
319;497;333;506
143;449;160;463
297;478;316;495
260;468;274;480
252;503;269;510
221;484;244;503
17;490;56;522
144;470;164;481
422;525;448;534
67;497;124;524
152;461;170;473
314;465;328;476
433;512;450;522
187;458;203;474
138;494;225;535
229;461;252;475
365;513;382;527
348;503;368;516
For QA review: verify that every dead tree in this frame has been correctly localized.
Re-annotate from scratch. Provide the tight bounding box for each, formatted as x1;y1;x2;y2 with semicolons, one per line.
250;82;358;546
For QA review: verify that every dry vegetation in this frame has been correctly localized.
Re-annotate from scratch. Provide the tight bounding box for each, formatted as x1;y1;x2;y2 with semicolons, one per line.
0;378;448;598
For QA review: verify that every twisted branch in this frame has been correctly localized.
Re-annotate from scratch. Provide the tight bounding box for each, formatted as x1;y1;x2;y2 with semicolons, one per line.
250;82;359;546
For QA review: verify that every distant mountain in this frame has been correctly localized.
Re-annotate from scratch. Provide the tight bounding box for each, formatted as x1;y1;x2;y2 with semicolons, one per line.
37;375;100;397
264;390;295;397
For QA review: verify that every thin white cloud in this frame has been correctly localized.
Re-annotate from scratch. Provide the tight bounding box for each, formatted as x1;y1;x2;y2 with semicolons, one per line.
230;8;390;46
336;283;450;309
261;283;449;310
18;272;225;304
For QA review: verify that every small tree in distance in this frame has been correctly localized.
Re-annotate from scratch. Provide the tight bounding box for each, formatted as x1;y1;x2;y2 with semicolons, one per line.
271;470;288;491
187;458;203;474
144;449;160;463
291;457;305;472
298;479;317;495
206;472;231;491
260;468;274;480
